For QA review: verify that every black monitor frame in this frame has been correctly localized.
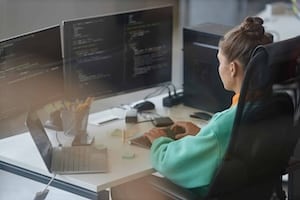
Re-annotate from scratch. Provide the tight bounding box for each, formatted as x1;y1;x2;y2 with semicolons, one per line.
183;24;234;113
62;6;173;101
0;25;64;120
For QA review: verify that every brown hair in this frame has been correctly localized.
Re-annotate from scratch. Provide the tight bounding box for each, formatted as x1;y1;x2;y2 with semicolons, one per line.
219;16;273;68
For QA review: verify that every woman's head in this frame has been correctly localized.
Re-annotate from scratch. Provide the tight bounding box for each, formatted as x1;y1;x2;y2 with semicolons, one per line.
219;16;273;67
218;16;273;93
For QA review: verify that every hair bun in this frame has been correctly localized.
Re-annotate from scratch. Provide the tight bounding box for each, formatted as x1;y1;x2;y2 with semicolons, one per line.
240;16;265;39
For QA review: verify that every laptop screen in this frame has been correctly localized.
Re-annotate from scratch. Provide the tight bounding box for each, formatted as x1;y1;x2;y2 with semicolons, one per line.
26;110;53;171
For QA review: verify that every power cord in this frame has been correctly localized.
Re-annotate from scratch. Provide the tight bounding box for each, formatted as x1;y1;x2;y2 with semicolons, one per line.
143;83;173;100
33;174;56;200
55;130;63;147
169;83;178;96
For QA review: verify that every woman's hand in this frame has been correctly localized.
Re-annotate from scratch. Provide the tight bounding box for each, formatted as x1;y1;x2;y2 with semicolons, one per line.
171;121;200;139
144;128;167;143
144;121;200;142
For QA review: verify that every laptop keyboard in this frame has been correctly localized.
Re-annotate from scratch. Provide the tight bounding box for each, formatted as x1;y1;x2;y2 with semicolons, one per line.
52;146;106;173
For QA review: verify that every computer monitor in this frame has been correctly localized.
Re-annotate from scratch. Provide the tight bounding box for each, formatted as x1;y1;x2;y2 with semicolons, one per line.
183;24;234;114
0;25;64;120
62;6;173;101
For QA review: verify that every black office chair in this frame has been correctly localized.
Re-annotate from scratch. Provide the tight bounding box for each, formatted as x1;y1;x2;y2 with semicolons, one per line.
148;36;300;200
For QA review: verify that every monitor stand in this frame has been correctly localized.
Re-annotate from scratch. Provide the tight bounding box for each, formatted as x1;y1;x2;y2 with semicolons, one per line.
72;133;94;146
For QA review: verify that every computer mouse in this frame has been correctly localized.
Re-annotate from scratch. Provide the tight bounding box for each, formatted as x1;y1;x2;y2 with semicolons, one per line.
133;101;155;112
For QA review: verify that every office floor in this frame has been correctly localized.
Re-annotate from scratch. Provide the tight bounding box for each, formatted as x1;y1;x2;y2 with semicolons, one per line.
0;170;96;200
0;168;289;200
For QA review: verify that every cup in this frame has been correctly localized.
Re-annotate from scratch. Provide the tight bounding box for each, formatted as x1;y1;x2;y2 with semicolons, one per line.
61;107;89;136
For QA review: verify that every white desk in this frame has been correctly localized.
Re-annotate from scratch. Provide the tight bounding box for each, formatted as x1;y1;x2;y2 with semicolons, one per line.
0;95;205;200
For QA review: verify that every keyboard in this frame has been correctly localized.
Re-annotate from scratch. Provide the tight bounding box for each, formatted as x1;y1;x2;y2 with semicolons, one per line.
51;146;108;173
129;135;152;149
129;127;184;149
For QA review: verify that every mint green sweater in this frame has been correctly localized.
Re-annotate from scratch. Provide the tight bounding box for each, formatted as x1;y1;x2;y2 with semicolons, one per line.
150;105;237;196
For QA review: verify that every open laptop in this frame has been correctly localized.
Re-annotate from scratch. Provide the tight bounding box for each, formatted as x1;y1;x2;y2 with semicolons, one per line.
25;110;108;174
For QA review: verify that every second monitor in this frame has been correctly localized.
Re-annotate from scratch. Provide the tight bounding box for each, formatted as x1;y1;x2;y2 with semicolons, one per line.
62;6;173;101
0;25;64;121
183;23;234;114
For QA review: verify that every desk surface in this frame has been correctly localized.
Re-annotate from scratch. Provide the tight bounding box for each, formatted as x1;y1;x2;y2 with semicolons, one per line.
0;96;205;194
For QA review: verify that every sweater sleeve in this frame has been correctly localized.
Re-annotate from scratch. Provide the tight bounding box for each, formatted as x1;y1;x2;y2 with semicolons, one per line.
150;126;220;188
150;107;236;189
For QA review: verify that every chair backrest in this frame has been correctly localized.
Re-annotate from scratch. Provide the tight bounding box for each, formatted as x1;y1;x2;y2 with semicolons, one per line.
205;36;300;200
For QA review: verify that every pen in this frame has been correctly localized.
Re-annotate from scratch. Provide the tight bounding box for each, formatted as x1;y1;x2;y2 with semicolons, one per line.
98;117;121;125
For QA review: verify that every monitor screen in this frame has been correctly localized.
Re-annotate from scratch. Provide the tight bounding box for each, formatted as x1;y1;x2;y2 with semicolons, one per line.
63;6;173;100
0;26;64;120
183;24;234;113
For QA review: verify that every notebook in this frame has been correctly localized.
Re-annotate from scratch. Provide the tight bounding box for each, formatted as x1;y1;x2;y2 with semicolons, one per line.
25;110;108;174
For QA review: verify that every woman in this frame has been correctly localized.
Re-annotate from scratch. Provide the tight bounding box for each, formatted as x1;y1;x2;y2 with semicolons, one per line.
111;16;273;199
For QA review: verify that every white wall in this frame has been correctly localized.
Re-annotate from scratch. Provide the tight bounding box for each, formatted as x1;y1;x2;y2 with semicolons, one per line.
0;0;177;39
184;0;247;27
0;0;183;112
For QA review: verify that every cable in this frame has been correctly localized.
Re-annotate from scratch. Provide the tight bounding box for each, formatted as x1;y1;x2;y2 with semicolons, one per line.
55;131;63;147
44;174;56;190
33;174;56;200
143;83;172;100
170;83;177;96
165;84;172;98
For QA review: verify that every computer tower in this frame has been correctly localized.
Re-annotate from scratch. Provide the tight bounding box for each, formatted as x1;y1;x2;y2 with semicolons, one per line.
183;23;234;113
